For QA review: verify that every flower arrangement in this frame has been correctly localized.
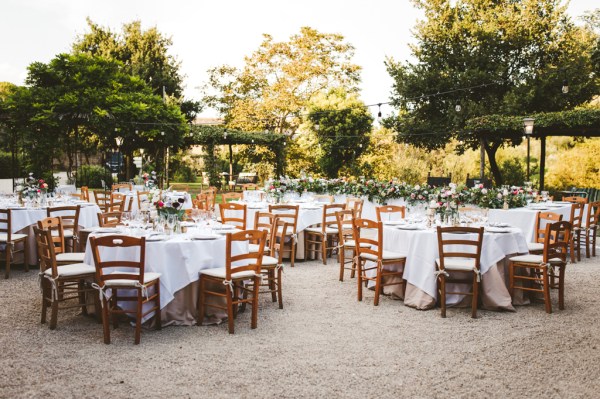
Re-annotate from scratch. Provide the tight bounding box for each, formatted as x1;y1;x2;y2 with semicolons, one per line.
143;171;158;188
154;193;186;220
21;173;48;198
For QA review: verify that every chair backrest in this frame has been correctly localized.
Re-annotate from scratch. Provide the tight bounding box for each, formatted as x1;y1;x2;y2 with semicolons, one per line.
586;201;600;229
79;186;90;202
562;195;587;204
226;230;266;278
313;194;334;204
89;235;146;287
336;209;356;246
220;202;247;229
569;202;585;229
270;218;291;263
0;209;14;242
33;226;58;278
97;211;123;227
533;211;563;244
465;175;491;189
436;226;484;272
37;216;66;255
353;218;383;260
254;211;275;235
221;192;243;203
193;195;208;210
112;182;132;192
376;205;406;222
321;204;346;232
201;190;217;210
169;184;189;192
542;221;572;264
137;190;150;209
268;204;299;232
47;205;81;236
345;197;364;218
109;192;126;212
93;190;109;212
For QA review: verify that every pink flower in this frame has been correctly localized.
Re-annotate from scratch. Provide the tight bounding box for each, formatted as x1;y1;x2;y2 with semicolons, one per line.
42;183;48;189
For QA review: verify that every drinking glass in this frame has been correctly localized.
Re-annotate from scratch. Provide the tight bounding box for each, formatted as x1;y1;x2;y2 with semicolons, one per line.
541;191;549;202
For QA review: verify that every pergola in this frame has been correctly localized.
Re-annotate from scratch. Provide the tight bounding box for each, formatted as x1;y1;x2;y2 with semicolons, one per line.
189;125;287;187
467;109;600;190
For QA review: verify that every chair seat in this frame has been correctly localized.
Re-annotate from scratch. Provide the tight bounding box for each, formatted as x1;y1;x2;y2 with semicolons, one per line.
56;252;86;263
361;250;406;261
104;272;161;287
0;233;28;242
261;255;278;266
44;263;96;278
305;227;338;235
200;268;257;280
527;242;545;252
345;239;370;248
435;258;476;271
509;254;564;264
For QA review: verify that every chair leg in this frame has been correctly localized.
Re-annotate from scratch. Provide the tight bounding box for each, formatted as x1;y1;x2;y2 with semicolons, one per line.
251;275;260;330
134;290;142;345
357;259;363;301
373;263;383;306
102;297;111;344
558;267;565;310
270;270;277;302
543;269;552;314
155;281;162;330
226;283;235;334
78;280;88;316
290;241;296;267
49;296;59;330
339;248;345;282
112;289;119;329
277;268;283;310
439;275;446;318
471;273;479;319
4;250;10;279
576;231;581;262
196;277;205;326
508;261;515;300
41;280;49;324
23;241;29;273
585;230;591;259
570;236;576;263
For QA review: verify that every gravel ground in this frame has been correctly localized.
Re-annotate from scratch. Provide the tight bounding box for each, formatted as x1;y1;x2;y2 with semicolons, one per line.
1;254;600;399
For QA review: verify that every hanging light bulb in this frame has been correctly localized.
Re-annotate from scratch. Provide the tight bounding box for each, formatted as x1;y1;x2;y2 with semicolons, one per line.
359;143;363;148
223;129;228;139
455;101;462;112
251;139;255;144
160;131;165;136
377;103;382;119
561;79;569;94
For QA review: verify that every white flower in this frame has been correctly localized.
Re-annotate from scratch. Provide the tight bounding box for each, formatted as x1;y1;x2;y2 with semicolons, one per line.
449;182;457;189
414;185;420;190
481;188;488;194
497;193;503;199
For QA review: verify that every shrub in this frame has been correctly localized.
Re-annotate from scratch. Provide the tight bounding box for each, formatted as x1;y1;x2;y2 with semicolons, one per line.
76;165;109;188
172;164;196;182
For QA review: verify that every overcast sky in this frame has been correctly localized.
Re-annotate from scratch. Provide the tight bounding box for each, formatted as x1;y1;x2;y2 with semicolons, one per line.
0;0;595;118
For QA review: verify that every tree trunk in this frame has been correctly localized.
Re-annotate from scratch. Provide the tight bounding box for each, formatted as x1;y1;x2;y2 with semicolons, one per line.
483;139;502;186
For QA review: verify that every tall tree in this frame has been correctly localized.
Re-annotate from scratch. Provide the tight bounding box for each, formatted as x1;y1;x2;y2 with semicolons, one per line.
305;88;373;178
384;0;599;185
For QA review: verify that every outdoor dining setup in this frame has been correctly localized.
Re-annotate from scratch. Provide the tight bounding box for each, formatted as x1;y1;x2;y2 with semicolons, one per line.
2;175;599;345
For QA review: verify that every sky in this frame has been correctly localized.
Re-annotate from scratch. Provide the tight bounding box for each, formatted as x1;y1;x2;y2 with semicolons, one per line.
0;0;596;118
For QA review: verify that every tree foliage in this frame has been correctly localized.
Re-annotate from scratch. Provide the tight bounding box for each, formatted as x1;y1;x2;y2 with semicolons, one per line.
384;0;599;185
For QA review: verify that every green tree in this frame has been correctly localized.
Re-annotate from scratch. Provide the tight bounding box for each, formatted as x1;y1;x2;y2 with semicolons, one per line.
384;0;599;185
73;18;200;121
305;88;372;178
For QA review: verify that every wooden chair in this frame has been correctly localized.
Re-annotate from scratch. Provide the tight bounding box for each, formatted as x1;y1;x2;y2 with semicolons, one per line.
97;211;123;228
169;183;190;192
305;203;346;265
111;182;132;192
197;230;266;334
221;192;243;203
219;202;247;230
0;209;28;279
255;217;288;309
336;209;361;282
353;218;406;305
34;226;97;330
250;212;275;253
345;197;364;218
583;201;599;258
436;226;484;318
509;221;571;313
193;194;208;210
70;186;90;202
37;217;85;265
427;172;451;187
313;194;334;204
268;204;299;267
528;211;563;254
93;190;109;212
108;192;127;213
137;190;150;210
89;235;161;344
376;205;406;222
569;202;585;262
562;195;588;204
47;205;81;252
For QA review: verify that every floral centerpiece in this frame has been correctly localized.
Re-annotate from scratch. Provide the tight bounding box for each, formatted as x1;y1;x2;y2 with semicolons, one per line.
21;173;48;199
143;171;158;189
266;179;286;202
154;194;186;220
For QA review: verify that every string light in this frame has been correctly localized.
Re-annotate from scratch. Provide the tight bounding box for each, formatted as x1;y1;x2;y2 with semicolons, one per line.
455;101;462;112
377;103;382;118
562;79;569;94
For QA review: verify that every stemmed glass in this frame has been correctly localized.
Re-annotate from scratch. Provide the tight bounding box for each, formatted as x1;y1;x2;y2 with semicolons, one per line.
121;211;132;231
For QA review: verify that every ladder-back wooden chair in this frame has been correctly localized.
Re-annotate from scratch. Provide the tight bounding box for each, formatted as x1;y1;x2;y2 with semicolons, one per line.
137;190;150;210
0;209;28;279
255;217;288;309
583;201;599;258
436;226;484;318
336;209;359;282
562;196;588;204
509;221;571;313
97;211;123;228
268;205;299;267
376;205;406;222
569;202;585;262
219;202;247;230
47;205;81;252
34;226;96;330
312;194;334;204
353;218;406;306
345;197;364;218
111;182;133;192
305;203;346;265
89;235;161;344
221;192;243;203
37;217;85;265
108;192;128;213
197;230;266;334
93;190;109;212
528;211;563;254
250;211;275;253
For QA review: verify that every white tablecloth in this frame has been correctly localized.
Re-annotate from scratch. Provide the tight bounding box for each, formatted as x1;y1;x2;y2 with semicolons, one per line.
122;190;192;213
382;226;528;307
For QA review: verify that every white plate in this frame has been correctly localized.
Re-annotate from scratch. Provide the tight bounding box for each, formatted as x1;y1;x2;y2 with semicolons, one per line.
213;225;235;231
302;206;321;210
486;227;511;233
95;228;121;234
395;224;422;230
191;234;220;240
146;234;168;241
383;221;406;226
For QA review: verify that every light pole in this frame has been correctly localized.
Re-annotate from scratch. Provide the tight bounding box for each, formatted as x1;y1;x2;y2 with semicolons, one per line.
523;118;534;182
115;136;123;182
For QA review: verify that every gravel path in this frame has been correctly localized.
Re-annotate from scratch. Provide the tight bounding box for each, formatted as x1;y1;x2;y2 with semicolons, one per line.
1;255;600;399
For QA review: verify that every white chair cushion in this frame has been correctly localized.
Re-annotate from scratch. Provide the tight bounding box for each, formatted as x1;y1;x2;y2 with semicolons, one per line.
435;258;476;271
509;254;564;264
261;255;278;266
361;250;406;261
305;227;338;235
345;239;370;248
44;263;95;278
200;268;256;280
56;252;86;263
104;271;161;287
0;233;28;242
527;242;544;252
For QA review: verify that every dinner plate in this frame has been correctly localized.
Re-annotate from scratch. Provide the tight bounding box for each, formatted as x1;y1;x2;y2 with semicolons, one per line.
395;224;422;230
146;234;168;241
191;234;220;240
95;228;122;234
302;206;321;210
383;221;406;226
486;226;512;233
213;225;235;231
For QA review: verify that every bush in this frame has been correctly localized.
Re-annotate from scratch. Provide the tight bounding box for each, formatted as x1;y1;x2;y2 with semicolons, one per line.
172;164;196;183
76;165;109;188
498;157;526;187
0;151;20;179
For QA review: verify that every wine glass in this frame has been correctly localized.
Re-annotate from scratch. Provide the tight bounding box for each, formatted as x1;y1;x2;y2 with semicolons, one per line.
121;211;132;230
